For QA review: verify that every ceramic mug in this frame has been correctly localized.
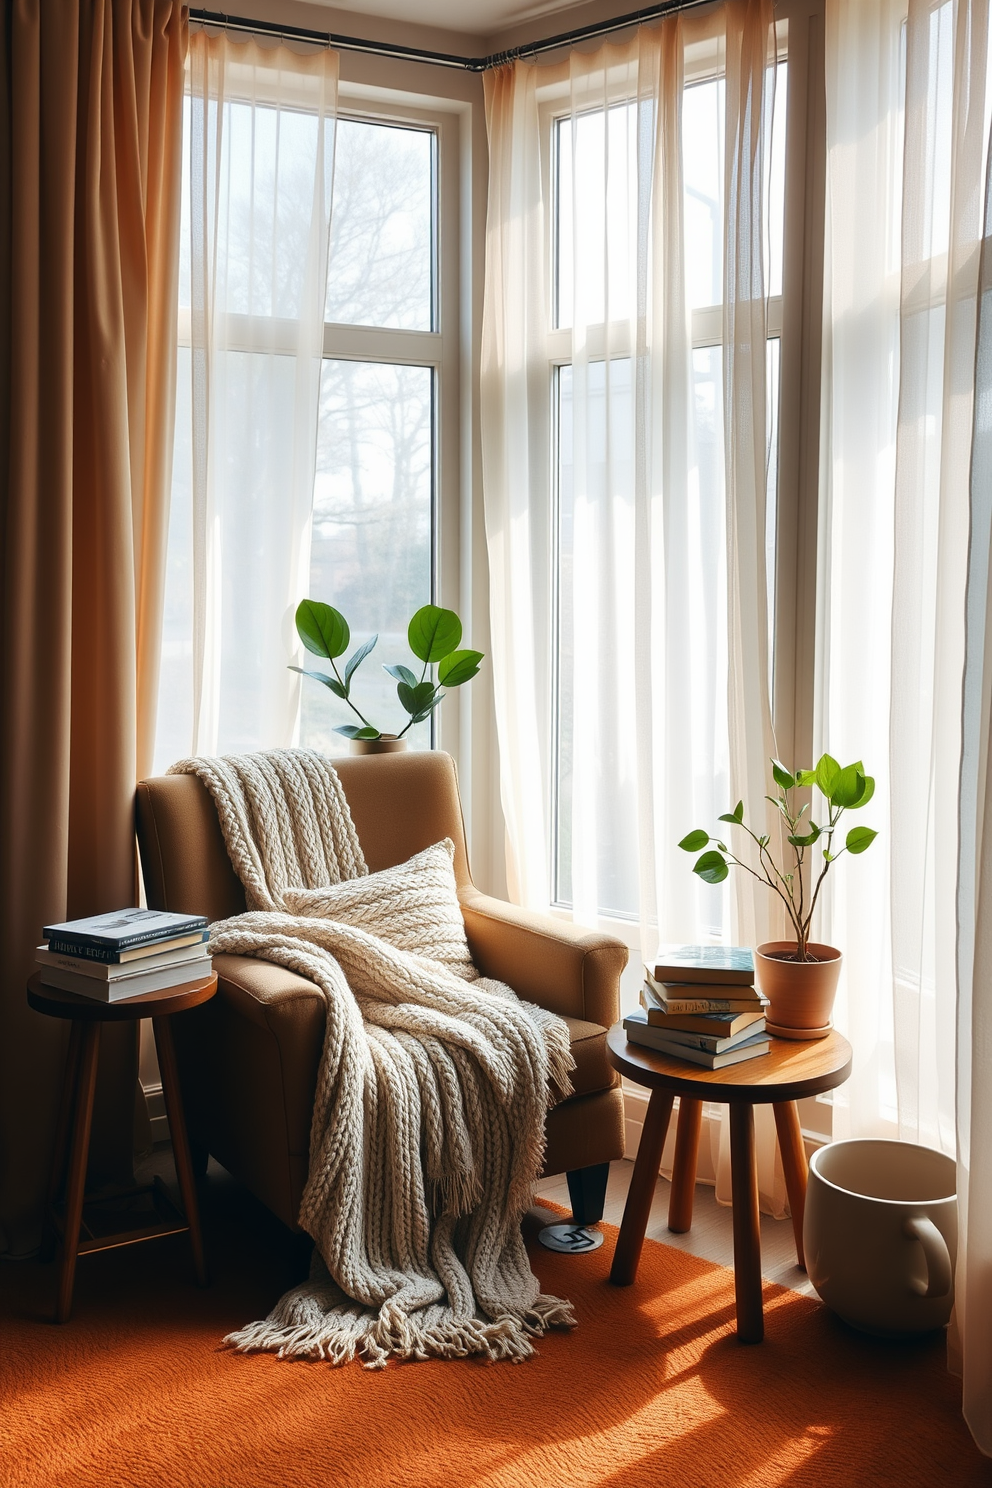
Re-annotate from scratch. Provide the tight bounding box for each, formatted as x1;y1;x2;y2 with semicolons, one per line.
804;1138;957;1337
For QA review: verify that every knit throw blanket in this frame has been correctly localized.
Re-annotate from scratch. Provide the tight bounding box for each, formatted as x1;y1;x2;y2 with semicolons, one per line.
167;749;576;1367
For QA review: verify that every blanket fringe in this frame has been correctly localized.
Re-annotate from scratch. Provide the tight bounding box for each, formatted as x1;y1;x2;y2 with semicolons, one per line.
223;1290;576;1370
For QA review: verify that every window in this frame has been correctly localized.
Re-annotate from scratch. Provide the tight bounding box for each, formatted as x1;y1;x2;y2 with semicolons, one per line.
154;60;459;773
304;117;438;756
548;41;790;922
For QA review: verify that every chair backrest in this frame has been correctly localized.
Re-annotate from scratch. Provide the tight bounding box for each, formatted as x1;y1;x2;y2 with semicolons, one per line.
136;750;473;918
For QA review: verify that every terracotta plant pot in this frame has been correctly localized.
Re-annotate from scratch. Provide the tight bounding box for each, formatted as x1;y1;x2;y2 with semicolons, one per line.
754;941;842;1040
349;734;408;756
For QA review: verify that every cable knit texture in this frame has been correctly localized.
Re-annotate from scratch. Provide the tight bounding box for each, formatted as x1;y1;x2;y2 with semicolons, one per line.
167;749;576;1367
283;839;478;982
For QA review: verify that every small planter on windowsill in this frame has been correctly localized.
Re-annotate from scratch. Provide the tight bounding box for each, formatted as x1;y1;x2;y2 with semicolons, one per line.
289;600;484;753
349;734;408;756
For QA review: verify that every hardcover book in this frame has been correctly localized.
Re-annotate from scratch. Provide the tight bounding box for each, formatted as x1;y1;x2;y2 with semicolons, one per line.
36;940;211;980
636;993;766;1039
643;971;763;1013
45;929;209;964
38;957;213;1003
624;1008;766;1054
623;1020;771;1069
649;944;755;986
43;908;208;955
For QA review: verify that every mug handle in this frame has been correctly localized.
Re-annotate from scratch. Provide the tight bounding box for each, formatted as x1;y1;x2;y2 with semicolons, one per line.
903;1216;952;1299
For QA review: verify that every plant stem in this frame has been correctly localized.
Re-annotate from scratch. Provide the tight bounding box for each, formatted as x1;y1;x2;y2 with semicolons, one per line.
330;657;378;734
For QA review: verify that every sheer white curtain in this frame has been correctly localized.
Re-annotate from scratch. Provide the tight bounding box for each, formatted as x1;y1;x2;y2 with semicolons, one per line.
821;0;992;1453
154;33;337;768
820;0;987;1151
482;1;788;1212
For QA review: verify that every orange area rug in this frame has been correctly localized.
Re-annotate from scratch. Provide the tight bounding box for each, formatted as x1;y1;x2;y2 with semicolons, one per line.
0;1171;987;1488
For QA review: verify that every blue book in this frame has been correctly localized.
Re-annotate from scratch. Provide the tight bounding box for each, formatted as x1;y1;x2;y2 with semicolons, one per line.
43;908;208;961
650;943;755;986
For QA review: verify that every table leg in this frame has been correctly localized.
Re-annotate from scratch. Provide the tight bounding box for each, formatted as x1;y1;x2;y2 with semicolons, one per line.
729;1102;763;1343
41;1021;83;1263
773;1100;808;1271
610;1089;675;1286
668;1096;703;1233
56;1023;101;1323
153;1014;208;1287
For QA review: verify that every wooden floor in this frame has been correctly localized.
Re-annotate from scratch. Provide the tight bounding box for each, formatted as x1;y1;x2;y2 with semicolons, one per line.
533;1159;816;1298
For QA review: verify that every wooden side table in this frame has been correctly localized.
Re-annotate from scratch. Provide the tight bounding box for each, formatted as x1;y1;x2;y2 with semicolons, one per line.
606;1023;852;1343
28;971;218;1322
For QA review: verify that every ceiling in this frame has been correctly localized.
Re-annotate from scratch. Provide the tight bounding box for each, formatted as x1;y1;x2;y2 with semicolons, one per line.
299;0;592;40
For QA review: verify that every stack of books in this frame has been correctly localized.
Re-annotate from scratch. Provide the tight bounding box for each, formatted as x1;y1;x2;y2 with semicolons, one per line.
622;944;771;1069
37;909;212;1003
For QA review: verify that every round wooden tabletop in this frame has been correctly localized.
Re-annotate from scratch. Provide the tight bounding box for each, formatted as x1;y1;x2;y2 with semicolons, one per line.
27;971;218;1022
606;1022;852;1104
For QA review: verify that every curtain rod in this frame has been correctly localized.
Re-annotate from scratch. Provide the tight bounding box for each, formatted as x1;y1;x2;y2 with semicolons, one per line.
188;0;714;73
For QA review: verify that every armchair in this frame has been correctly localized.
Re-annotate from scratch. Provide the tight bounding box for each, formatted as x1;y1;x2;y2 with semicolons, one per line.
135;750;627;1232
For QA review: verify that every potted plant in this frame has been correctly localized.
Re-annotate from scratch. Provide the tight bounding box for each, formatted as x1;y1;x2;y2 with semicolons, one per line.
290;598;484;754
677;755;877;1038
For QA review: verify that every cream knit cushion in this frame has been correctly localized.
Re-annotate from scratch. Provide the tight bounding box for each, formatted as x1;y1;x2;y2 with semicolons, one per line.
283;839;477;982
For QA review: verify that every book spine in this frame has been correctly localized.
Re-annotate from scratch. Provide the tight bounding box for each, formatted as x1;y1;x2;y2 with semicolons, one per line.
650;998;742;1015
47;939;118;962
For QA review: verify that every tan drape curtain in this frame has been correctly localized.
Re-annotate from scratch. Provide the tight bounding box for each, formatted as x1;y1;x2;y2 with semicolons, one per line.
0;0;186;1255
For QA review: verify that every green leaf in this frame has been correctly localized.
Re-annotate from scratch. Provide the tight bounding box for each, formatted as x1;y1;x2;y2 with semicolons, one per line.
772;760;795;791
344;634;378;687
693;850;729;885
438;649;484;687
795;769;817;787
832;764;867;809
847;774;875;809
815;753;842;797
334;725;380;740
289;665;347;698
678;829;710;852
788;824;821;847
296;599;349;659
410;704;440;723
845;825;878;855
408;604;462;664
398;680;437;716
383;663;418;687
758;835;770;847
823;850;835;863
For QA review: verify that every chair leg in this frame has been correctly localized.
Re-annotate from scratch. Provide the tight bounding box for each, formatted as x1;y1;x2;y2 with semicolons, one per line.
565;1163;610;1226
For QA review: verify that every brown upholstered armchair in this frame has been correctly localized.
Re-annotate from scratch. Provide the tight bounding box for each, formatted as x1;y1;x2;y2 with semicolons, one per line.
135;750;627;1231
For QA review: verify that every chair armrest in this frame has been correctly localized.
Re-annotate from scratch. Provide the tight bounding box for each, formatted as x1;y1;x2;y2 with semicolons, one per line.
459;887;628;1028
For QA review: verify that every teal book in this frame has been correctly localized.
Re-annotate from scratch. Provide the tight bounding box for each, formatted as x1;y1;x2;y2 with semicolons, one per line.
649;944;755;987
